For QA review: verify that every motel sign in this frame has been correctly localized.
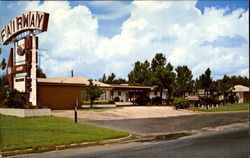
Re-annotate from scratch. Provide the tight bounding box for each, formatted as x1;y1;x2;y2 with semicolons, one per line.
1;11;49;106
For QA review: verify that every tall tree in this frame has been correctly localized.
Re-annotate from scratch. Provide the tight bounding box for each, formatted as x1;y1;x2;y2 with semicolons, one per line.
151;53;175;102
217;75;234;105
37;67;46;78
0;48;6;72
100;73;127;84
112;78;127;84
0;75;8;103
0;59;6;71
198;68;212;91
84;79;104;108
164;63;176;100
175;65;193;97
106;73;116;84
196;68;213;108
128;60;152;86
230;75;249;87
151;53;166;72
151;53;167;100
99;74;107;83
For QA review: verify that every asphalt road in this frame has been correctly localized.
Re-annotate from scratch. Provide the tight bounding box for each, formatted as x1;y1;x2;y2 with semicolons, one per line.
14;127;249;158
84;112;249;135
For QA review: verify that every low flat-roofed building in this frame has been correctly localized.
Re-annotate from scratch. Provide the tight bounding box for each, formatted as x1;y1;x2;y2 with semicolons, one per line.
232;85;249;103
37;77;162;109
37;77;110;109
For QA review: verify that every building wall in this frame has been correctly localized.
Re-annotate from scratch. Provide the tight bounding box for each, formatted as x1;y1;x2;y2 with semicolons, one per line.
149;91;168;99
243;92;249;103
234;92;249;103
38;84;83;110
112;90;129;102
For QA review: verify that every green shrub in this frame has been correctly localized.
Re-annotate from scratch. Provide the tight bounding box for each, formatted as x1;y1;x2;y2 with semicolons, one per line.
109;100;115;104
135;96;150;105
228;94;236;104
163;98;173;105
173;98;190;109
82;100;113;105
151;97;162;105
0;87;8;103
200;96;221;105
114;97;120;102
5;89;26;108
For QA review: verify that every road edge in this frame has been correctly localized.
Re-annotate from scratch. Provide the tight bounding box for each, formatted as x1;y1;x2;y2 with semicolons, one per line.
0;134;132;157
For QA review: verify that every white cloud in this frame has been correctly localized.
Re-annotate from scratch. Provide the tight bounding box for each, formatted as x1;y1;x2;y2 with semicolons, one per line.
1;1;248;80
20;1;100;77
88;1;133;20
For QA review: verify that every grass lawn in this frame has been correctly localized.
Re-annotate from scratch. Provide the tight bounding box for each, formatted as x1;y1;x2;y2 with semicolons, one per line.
0;115;129;151
192;103;249;112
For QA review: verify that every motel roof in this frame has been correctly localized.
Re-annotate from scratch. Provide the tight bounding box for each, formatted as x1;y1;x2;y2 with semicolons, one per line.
109;84;154;89
37;77;110;87
232;85;249;92
37;77;154;89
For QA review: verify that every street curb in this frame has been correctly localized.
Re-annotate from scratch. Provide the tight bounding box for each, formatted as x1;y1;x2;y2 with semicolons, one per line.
192;110;249;114
1;134;132;157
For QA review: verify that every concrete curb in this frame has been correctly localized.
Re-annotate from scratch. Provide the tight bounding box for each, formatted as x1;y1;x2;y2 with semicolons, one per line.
192;110;249;114
1;134;132;157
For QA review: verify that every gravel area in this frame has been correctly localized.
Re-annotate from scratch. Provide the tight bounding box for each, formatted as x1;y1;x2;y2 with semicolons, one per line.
52;106;195;121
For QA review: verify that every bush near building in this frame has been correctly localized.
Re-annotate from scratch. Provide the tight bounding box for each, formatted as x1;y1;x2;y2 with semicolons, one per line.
151;96;162;105
82;100;114;105
173;98;190;109
135;96;151;105
0;88;30;109
199;96;221;107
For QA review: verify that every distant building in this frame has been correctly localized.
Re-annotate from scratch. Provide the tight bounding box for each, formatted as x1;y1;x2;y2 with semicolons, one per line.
232;85;249;103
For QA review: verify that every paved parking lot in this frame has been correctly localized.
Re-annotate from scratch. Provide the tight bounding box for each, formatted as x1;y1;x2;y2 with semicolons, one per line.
52;107;248;135
84;112;248;135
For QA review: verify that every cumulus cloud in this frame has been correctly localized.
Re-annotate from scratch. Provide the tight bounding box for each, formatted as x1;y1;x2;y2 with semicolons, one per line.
1;1;248;80
88;1;133;20
96;1;248;79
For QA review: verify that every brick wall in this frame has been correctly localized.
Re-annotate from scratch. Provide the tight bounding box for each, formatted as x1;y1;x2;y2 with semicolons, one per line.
37;83;84;110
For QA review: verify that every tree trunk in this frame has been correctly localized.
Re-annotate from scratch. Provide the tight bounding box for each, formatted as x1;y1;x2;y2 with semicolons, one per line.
223;92;225;105
168;89;172;103
90;98;93;108
160;87;163;104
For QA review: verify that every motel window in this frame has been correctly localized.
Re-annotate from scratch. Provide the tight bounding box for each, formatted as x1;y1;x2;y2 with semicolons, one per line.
118;91;121;96
110;91;114;96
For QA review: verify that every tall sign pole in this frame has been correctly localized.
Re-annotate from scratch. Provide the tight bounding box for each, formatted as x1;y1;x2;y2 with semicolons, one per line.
30;32;37;105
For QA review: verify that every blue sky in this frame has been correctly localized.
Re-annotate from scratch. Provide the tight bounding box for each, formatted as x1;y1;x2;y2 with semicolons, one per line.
0;0;249;80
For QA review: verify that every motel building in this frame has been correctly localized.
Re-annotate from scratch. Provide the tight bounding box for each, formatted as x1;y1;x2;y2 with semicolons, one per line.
37;76;168;109
232;85;249;103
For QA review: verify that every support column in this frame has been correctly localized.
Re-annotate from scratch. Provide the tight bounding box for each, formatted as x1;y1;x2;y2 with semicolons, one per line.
29;33;37;106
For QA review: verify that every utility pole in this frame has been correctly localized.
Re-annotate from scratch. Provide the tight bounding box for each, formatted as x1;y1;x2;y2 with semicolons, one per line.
37;49;48;68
